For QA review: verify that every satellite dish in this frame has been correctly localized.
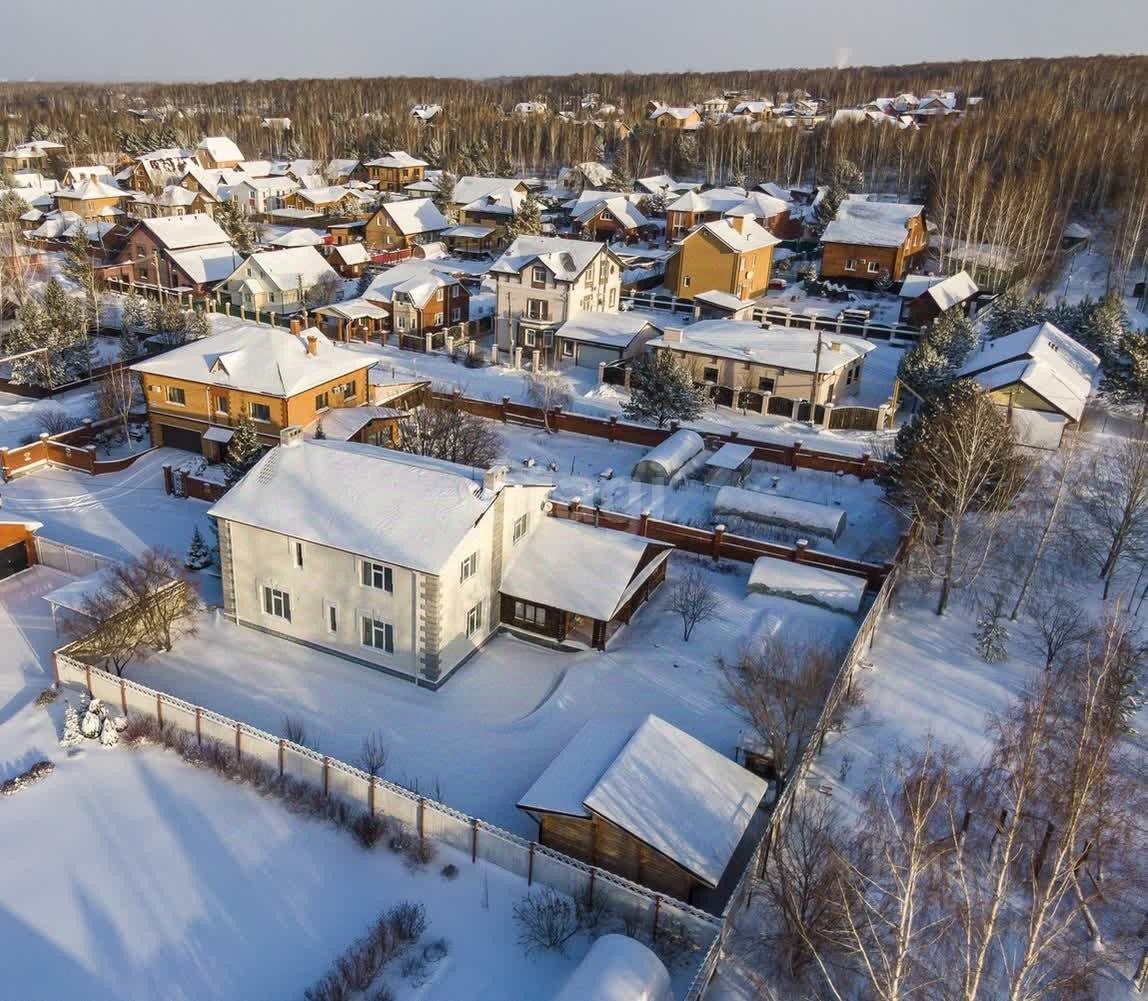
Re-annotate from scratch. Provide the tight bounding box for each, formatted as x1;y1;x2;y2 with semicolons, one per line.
542;500;553;513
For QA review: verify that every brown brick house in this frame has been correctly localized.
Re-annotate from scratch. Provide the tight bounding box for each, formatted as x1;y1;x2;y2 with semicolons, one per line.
363;197;451;250
131;321;373;459
360;260;471;349
54;178;130;221
820;197;927;284
364;151;428;192
109;213;240;294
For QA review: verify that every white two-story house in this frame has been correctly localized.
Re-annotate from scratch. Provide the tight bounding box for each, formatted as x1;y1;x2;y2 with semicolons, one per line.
220;246;340;314
491;236;624;364
209;437;671;687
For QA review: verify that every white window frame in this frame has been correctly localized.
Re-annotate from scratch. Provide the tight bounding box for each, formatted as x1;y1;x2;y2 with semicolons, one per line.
459;551;479;583
466;601;483;637
512;512;529;543
262;585;291;621
250;402;272;423
324;600;338;635
513;599;546;627
361;560;393;592
682;276;691;289
844;258;858;272
360;615;394;653
867;261;881;274
166;386;186;406
561;340;574;358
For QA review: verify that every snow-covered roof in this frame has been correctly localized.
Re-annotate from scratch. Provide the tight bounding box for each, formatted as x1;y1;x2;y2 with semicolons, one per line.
714;486;847;541
139;212;231;250
968;358;1091;421
490;236;605;281
333;242;370;266
168;244;244;286
363;259;463;306
197;136;244;163
555;312;661;349
55;178;126;201
578;194;650;230
518;718;638;818
131;323;366;397
1063;222;1092;241
552;934;672;1001
442;224;496;239
733;100;773;114
376;196;449;236
693;290;755;311
452;175;525;207
269;227;326;248
324;159;361;179
365;150;428;169
209;441;502;574
235;174;300;193
691;216;779;253
237;246;339;293
706;442;755;470
313;298;390;321
822;197;924;248
293;185;352;206
653;321;875;374
899;270;978;310
632;430;706;482
650;105;698;121
500;518;669;621
748;557;866;613
521;714;766;886
304;405;406;441
667;186;747;215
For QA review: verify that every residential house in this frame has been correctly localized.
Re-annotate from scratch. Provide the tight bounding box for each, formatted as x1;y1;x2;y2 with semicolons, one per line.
363;197;451;250
897;271;978;327
452;176;529;245
490;236;623;359
112;213;241;294
514;101;549;116
282;185;360;217
731;99;773;120
61;165;113;186
557;162;613;195
664;212;779;300
566;191;653;242
441;224;501;258
649;321;875;409
0;513;42;581
1;141;65;173
130;184;215;219
208;441;562;687
553;312;663;369
130;321;372;457
53;178;129;221
122;149;197;193
221;246;340;314
647;104;702;129
328;242;370;278
410;104;443;125
180;164;244;202
700;96;730;116
364;151;428;192
518;713;765;903
360;259;471;347
322;159;364;185
820;197;927;283
956;322;1101;448
195;137;245;170
229;175;301;215
635;175;699;197
665;188;793;242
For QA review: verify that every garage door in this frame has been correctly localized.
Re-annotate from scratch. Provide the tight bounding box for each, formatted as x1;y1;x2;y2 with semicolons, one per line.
0;541;29;581
158;424;203;453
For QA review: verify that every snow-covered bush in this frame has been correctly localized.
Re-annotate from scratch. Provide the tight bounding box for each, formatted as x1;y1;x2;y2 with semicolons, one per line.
388;901;428;943
34;687;58;708
59;702;83;747
350;812;388;850
513;887;580;954
99;716;120;748
1;760;54;796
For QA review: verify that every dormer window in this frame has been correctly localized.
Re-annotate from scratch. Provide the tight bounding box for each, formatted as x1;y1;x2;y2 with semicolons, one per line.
531;266;547;288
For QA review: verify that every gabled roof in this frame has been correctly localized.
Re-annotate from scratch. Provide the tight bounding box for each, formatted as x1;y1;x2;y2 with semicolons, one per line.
375;196;450;236
333;242;370;266
234;174;300;193
653;320;875;374
575;194;650;230
822;197;924;248
452;175;527;207
649;104;698;121
168;244;244;286
363;259;462;307
898;270;978;309
555;311;662;348
365;150;428;169
561;161;612;187
233;245;339;292
55;178;127;201
519;713;767;887
196;136;244;163
688;216;779;253
208;440;502;575
292;185;353;206
490;236;607;281
131;323;366;397
269;227;326;248
138;212;232;250
667;186;747;215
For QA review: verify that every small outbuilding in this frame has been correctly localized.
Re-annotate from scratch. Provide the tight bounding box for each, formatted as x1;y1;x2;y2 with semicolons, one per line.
713;486;847;541
552;934;673;1001
0;514;41;581
518;714;768;903
747;556;866;614
631;429;706;485
703;442;755;487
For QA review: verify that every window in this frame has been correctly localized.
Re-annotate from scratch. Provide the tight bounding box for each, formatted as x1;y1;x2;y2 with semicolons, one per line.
584;270;593;289
513;600;547;627
325;601;338;634
398;316;408;330
757;376;776;392
561;340;574;358
867;261;881;274
531;266;547;287
608;288;617;308
215;394;229;414
361;561;393;592
340;380;357;399
250;402;271;422
459;552;479;582
580;295;593;311
361;616;394;653
598;261;607;283
703;366;719;383
434;312;443;326
682;276;691;289
526;298;548;320
263;586;291;621
166;386;186;405
466;602;483;637
292;541;304;568
512;512;529;543
450;308;461;323
451;286;462;300
844;258;857;272
314;391;329;411
522;329;537;348
436;288;444;302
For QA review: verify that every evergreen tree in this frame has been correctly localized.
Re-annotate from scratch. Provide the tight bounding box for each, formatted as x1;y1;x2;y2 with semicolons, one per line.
812;158;864;234
7;279;91;387
984;284;1047;340
1083;291;1127;363
973;594;1009;663
434;170;457;218
637;190;667;218
506;192;543;240
185;527;213;570
422;132;443;167
224;416;266;485
607;143;633;192
314;420;326;439
215;199;256;254
59;702;82;748
622;352;708;427
674;132;699;178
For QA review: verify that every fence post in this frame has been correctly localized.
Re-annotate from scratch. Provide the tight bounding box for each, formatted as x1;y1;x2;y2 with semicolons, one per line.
84;662;92;694
500;396;510;423
607;415;618;442
369;778;376;816
471;818;478;862
235;722;242;760
790;440;802;471
712;523;725;561
652;896;661;942
156;691;163;726
550;406;562;432
196;707;203;746
860;452;872;480
322;756;330;796
528;842;535;885
162;463;174;495
119;678;127;714
794;538;809;563
639;510;651;537
277;737;285;775
588;868;596;904
418;796;425;844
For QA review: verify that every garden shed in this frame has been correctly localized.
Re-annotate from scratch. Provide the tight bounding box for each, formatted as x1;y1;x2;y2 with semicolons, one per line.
713;485;847;541
630;429;705;485
703;442;755;487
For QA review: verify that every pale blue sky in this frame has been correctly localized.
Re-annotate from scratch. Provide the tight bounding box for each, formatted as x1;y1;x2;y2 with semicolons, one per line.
3;0;1145;81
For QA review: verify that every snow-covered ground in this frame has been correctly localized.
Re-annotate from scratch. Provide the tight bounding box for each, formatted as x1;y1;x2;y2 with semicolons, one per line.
0;386;97;448
757;284;906;328
125;558;860;837
0;567;591;1001
497;424;905;563
1054;216;1148;330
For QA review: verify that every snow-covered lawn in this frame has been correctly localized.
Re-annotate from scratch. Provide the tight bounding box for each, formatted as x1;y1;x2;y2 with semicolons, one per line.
0;386;97;448
757;284;907;328
497;424;905;562
0;567;592;1001
0;448;214;562
126;558;861;837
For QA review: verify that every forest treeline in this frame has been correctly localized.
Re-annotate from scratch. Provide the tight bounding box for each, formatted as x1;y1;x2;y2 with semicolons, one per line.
1;55;1146;287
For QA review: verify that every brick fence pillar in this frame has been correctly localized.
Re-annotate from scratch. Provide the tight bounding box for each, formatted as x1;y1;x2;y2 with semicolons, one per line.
860;452;873;480
550;406;562;432
794;538;809;562
608;416;618;442
712;523;726;560
639;510;651;537
162;463;174;495
500;396;510;423
790;441;802;471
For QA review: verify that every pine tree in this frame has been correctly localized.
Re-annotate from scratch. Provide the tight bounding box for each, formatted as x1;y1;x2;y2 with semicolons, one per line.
985;284;1046;339
59;702;82;748
215;199;255;254
506;192;543;240
974;595;1009;663
622;352;708;428
674;132;699;177
607;143;633;192
1083;291;1127;363
812;158;865;234
185;527;213;570
224;416;265;485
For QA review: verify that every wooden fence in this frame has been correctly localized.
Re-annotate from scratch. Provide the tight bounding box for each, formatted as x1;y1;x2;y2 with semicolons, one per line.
51;648;722;996
432;391;885;481
0;416;155;481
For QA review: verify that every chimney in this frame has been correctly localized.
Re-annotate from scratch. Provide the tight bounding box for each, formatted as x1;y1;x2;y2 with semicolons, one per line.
280;425;303;447
663;326;684;344
828;340;843;352
482;465;507;494
306;333;318;356
728;212;747;234
289;317;303;336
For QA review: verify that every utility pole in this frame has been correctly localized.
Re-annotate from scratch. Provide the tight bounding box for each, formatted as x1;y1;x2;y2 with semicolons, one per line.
809;328;823;425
